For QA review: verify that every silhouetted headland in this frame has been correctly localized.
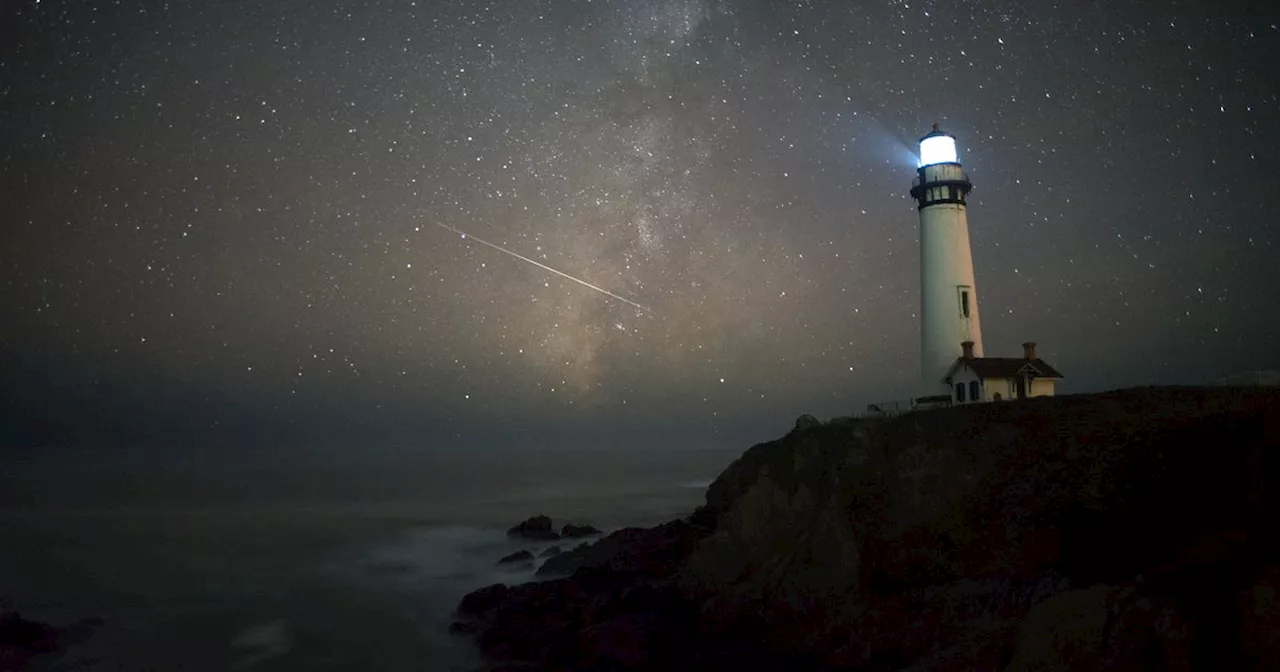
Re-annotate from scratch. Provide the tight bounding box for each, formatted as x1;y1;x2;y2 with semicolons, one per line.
452;386;1280;671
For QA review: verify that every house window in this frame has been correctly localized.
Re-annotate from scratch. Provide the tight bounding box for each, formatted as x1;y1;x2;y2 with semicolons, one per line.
969;380;980;401
958;286;971;318
956;383;966;403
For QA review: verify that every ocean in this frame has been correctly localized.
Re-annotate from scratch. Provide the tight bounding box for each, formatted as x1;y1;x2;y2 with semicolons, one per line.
0;445;739;671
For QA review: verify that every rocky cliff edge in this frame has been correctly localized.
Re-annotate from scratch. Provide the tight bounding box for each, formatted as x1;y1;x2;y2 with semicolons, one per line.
453;387;1280;671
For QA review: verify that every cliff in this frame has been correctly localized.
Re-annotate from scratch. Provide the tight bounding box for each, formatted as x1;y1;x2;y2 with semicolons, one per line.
453;387;1280;671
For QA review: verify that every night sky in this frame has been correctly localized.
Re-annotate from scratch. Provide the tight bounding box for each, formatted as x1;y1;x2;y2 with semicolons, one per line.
3;1;1278;451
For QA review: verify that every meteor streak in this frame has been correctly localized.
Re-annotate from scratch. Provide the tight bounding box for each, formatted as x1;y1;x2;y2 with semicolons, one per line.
435;223;650;313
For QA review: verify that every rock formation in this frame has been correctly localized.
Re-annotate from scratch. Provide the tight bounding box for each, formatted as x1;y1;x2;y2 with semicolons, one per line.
506;515;559;541
561;523;601;539
497;550;535;566
0;612;58;669
793;413;821;431
454;387;1280;671
0;612;101;670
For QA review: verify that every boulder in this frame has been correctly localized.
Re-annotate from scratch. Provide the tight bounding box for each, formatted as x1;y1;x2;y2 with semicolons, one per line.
793;414;820;432
507;515;560;541
0;612;60;669
448;620;479;636
537;542;591;578
457;583;510;619
562;523;601;539
498;550;535;566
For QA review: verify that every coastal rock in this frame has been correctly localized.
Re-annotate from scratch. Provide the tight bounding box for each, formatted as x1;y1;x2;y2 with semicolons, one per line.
457;529;703;667
0;612;57;651
1004;584;1117;671
536;542;591;578
561;523;601;538
1;612;60;669
498;550;535;566
534;521;699;580
456;387;1280;671
793;414;820;431
457;583;509;619
506;515;559;541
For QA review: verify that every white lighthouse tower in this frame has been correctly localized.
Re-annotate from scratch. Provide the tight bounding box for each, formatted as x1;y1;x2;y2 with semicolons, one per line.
910;124;984;395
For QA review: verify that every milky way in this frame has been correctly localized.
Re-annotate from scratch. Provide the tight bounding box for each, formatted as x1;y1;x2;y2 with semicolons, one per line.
2;1;1278;449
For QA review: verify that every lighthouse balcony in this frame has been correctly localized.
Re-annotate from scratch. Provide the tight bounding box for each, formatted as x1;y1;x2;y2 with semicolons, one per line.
911;173;971;190
910;178;972;208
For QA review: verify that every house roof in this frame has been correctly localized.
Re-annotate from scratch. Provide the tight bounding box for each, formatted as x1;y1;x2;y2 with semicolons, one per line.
945;357;1065;382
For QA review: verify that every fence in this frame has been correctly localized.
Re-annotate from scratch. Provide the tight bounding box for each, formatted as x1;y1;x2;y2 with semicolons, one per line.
858;395;952;419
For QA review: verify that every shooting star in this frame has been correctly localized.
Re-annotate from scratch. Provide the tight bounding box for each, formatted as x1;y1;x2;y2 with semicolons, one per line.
434;223;650;313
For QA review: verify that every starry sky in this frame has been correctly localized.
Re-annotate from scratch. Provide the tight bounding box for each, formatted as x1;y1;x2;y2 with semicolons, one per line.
2;0;1278;451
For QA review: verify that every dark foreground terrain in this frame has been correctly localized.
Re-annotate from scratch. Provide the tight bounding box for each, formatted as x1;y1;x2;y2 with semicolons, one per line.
453;387;1280;671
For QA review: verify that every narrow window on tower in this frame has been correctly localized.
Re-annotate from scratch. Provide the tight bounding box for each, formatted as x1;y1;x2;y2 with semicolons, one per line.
958;286;971;318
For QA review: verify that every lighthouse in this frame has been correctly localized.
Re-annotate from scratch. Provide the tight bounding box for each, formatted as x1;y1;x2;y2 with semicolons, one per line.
910;124;984;395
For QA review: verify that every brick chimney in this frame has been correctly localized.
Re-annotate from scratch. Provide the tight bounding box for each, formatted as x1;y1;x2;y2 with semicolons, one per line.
1022;341;1037;361
961;341;975;360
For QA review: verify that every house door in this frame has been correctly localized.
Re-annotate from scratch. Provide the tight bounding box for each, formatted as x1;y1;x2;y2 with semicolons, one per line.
1015;376;1026;399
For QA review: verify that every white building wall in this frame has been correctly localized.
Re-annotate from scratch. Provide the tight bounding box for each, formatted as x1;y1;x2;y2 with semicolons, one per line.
948;366;983;404
1029;378;1057;398
981;376;1013;401
946;367;1056;402
919;165;983;395
981;374;1055;400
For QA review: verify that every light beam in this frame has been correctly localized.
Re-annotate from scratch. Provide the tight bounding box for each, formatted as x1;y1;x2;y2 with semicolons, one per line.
434;223;650;313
